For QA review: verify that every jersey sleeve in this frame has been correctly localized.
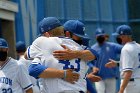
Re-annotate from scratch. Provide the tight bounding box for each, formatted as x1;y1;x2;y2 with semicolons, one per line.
87;48;99;61
17;63;33;91
28;58;47;79
121;49;134;72
27;45;43;59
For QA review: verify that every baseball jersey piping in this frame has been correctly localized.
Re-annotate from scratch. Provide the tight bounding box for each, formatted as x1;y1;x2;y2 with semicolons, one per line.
27;46;31;59
0;57;11;70
23;84;33;90
122;68;133;71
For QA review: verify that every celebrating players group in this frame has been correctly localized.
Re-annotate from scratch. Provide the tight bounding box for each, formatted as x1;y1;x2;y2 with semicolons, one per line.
0;17;140;93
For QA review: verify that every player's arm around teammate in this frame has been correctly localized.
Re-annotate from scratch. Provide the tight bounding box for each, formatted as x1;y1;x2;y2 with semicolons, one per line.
53;45;97;62
52;20;97;62
26;55;80;84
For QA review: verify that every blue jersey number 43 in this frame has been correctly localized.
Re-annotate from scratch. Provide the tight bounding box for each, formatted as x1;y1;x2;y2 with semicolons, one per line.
59;58;81;72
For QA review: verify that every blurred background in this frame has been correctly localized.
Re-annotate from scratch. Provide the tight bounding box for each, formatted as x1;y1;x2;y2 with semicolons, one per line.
0;0;140;58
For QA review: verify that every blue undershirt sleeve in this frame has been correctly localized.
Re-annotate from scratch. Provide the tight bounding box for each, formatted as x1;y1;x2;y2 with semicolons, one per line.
28;63;47;79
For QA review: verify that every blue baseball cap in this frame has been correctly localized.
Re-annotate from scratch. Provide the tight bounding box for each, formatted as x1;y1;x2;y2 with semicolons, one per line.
38;17;62;34
0;38;8;48
16;41;26;53
112;25;132;36
95;28;106;37
63;20;89;39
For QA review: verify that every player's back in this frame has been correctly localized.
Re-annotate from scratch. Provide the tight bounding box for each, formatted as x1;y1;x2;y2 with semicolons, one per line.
42;38;87;93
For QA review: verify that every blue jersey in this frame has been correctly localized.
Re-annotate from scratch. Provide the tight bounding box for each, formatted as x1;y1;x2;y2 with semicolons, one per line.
91;42;122;79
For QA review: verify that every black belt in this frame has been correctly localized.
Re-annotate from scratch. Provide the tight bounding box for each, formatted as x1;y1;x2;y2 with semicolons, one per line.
79;91;84;93
129;78;134;81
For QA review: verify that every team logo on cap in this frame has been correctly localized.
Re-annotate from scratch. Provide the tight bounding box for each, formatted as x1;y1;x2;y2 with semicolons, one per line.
83;27;85;31
120;31;123;34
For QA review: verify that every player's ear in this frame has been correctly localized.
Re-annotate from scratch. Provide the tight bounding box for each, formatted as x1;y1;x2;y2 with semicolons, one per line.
44;32;50;37
65;31;71;38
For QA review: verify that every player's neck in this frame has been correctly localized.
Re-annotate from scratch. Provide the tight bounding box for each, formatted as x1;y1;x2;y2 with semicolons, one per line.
125;38;133;44
0;57;8;67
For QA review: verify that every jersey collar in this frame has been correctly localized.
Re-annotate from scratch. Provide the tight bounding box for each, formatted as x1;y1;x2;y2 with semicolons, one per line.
0;57;11;70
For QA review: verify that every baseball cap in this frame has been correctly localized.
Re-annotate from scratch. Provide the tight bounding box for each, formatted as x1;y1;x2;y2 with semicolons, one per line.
112;25;132;36
63;20;89;39
95;28;106;37
16;41;26;53
39;17;62;35
0;38;8;48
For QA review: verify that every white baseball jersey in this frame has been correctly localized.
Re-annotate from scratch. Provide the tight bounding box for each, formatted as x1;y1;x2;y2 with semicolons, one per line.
0;57;32;93
27;36;87;93
120;41;140;78
19;56;40;93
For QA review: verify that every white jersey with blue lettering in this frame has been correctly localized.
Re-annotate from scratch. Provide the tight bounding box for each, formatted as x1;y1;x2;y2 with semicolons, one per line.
19;56;40;93
27;36;87;93
120;41;140;78
0;57;32;93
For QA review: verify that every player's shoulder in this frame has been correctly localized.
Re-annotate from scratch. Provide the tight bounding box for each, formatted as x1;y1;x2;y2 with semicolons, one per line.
5;57;20;70
8;57;18;65
33;36;49;42
122;42;136;52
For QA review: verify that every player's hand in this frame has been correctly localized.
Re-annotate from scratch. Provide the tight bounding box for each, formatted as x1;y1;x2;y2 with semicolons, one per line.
105;59;117;68
53;45;78;60
86;73;102;82
64;69;80;84
118;90;124;93
92;67;99;74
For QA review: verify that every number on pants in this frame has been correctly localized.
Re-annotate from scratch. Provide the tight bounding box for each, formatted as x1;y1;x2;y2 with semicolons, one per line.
59;58;81;72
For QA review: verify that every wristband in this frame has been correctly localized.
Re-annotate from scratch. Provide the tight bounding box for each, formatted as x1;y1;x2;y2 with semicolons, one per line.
63;70;67;80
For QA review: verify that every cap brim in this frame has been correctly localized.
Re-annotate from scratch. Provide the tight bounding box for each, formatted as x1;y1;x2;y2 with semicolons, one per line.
112;33;119;36
96;34;106;37
74;34;90;39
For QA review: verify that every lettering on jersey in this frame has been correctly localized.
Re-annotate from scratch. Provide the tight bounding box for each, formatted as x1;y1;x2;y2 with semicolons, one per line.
0;77;12;86
59;59;81;72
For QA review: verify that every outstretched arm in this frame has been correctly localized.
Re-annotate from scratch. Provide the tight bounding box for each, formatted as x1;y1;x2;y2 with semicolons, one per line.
53;48;97;61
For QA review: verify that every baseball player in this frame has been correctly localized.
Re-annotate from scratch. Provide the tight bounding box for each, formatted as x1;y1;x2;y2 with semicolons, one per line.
113;25;140;93
26;17;90;93
16;41;40;93
53;20;101;93
91;28;122;93
0;38;33;93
